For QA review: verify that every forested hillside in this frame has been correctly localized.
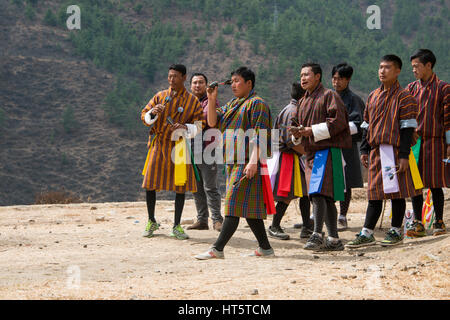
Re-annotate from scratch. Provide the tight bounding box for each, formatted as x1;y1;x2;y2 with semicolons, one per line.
0;0;448;205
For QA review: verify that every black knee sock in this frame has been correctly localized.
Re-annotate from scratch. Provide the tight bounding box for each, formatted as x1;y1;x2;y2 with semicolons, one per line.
363;200;383;230
272;202;289;228
174;193;185;227
312;196;327;234
339;188;352;217
391;198;406;229
431;188;444;221
213;216;240;251
246;218;272;250
299;196;312;229
146;190;156;223
325;198;339;238
411;194;423;221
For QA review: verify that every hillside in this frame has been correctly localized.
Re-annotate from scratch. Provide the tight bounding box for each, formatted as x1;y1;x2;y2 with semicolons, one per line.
0;0;449;205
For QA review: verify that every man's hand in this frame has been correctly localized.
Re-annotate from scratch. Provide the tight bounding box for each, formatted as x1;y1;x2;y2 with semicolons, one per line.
398;158;409;173
289;126;309;139
151;104;164;115
170;123;187;132
243;162;258;179
206;86;218;101
361;154;369;168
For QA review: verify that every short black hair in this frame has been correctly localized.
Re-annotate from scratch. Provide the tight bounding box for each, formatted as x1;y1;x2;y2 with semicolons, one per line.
169;64;187;76
410;49;436;69
190;73;208;84
381;55;402;70
231;66;255;89
301;62;322;82
291;82;305;100
332;63;354;79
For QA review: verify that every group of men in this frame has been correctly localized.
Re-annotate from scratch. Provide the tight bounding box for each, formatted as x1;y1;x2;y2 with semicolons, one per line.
140;48;449;259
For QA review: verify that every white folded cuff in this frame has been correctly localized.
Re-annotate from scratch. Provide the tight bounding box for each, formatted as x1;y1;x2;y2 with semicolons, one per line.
349;121;358;135
291;135;302;146
399;118;418;129
312;122;331;142
446;130;450;144
361;121;369;130
185;123;199;139
144;111;158;126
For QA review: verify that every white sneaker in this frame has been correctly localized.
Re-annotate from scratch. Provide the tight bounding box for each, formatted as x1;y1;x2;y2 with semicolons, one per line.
248;247;275;257
194;247;225;260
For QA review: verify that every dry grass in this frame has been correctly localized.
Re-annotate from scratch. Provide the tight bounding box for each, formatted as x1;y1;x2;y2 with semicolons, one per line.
34;189;82;205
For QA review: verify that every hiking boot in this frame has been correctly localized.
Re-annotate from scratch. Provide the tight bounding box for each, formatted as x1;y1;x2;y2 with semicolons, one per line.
194;247;224;260
213;221;223;232
338;215;348;231
299;226;313;239
187;220;209;230
304;233;324;250
345;232;376;249
170;225;189;240
268;226;290;240
248;247;275;257
142;221;159;238
380;229;403;247
322;238;344;251
406;220;426;238
433;220;446;236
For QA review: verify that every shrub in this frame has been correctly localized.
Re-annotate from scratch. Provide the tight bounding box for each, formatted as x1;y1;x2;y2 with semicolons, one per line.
34;189;82;204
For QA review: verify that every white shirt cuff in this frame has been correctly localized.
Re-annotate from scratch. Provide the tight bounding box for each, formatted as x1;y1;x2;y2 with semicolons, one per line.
349;121;358;135
144;111;158;126
312;122;331;142
291;135;302;145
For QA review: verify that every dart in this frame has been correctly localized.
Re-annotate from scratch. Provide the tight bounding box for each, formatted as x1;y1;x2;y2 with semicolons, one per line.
208;79;232;89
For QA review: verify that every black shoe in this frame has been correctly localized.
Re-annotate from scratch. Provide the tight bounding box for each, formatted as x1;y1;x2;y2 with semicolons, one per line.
322;238;344;251
300;226;313;239
304;233;323;250
268;226;290;240
338;216;348;231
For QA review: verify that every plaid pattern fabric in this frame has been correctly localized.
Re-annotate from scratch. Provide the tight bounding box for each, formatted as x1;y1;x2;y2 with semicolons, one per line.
407;74;450;188
218;91;272;219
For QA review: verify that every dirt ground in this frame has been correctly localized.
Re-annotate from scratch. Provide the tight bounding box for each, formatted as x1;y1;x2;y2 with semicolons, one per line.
0;189;449;300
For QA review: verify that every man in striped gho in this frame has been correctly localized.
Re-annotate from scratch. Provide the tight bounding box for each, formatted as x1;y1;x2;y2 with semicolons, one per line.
141;64;204;240
346;55;421;248
406;49;449;237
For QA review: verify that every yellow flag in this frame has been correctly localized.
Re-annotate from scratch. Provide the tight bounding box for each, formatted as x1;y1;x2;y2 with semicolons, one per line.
174;138;187;186
293;155;303;197
142;138;156;176
409;151;423;190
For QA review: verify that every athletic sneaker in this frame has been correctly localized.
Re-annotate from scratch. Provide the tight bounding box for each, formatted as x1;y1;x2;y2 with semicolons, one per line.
433;220;446;236
380;229;403;247
304;233;323;250
170;225;189;240
142;221;159;238
322;238;344;251
194;247;224;260
406;220;426;238
268;226;290;240
248;247;275;257
345;232;376;248
300;226;313;239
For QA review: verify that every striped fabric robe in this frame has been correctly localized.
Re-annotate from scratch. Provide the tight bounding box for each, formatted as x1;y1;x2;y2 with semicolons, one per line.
364;81;422;200
297;84;352;199
217;91;272;219
141;87;204;193
407;73;450;188
272;99;307;202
